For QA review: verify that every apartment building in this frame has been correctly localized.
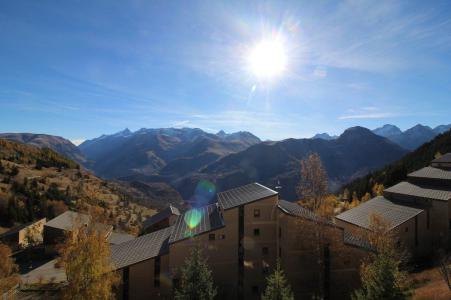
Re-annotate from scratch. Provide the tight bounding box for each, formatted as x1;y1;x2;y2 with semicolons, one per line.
112;183;369;300
336;153;451;259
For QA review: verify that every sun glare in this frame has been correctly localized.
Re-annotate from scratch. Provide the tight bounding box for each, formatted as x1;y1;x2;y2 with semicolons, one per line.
247;38;287;79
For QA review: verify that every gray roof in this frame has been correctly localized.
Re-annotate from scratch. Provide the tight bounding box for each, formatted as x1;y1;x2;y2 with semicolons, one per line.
111;226;172;269
169;203;225;243
108;232;136;245
45;211;90;231
278;199;330;224
384;181;451;201
408;166;451;181
343;231;373;251
431;153;451;164
335;196;423;230
142;204;180;230
217;183;278;210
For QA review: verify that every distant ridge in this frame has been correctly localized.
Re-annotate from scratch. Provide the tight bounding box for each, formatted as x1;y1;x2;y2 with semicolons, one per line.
78;127;261;179
342;128;451;199
314;123;451;151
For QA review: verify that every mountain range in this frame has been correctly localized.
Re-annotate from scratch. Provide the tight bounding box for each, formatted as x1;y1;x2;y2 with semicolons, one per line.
3;123;449;203
313;123;451;151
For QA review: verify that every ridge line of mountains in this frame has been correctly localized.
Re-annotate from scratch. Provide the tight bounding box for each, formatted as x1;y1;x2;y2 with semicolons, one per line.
1;123;449;202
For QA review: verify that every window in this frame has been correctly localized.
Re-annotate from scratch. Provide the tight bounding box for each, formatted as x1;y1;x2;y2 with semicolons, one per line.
262;247;269;255
209;233;215;241
405;227;408;233
254;209;260;217
254;228;260;236
279;247;282;258
218;234;226;240
426;209;430;229
154;256;161;287
278;227;282;238
252;286;259;294
262;265;269;274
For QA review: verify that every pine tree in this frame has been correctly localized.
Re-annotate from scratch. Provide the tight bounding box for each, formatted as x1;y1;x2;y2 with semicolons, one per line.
261;260;294;300
175;246;217;300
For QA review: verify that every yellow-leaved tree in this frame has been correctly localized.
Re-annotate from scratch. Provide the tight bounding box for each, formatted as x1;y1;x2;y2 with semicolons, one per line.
0;242;20;295
58;219;119;300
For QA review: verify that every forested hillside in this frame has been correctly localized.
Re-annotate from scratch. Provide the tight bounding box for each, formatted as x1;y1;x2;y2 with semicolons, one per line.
0;139;155;233
342;129;451;199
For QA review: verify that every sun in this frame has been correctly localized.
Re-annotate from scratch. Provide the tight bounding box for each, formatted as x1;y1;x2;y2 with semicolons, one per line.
247;38;287;79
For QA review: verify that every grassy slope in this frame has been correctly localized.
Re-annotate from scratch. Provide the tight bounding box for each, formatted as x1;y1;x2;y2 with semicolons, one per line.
0;138;155;233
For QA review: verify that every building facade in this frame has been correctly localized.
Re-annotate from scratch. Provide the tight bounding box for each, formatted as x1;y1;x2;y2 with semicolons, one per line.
112;183;369;300
336;153;451;260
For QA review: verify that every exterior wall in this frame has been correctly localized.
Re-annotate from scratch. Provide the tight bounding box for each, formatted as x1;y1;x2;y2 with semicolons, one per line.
336;210;432;259
280;212;367;299
384;191;450;249
169;208;238;300
0;218;46;251
142;218;170;234
18;218;46;248
242;195;278;299
122;254;171;300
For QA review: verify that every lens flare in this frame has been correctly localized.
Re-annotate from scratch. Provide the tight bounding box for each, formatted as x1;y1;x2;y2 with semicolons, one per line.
192;180;216;206
184;208;202;229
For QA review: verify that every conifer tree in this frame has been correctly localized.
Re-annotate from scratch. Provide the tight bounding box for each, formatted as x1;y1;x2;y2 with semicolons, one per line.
175;246;217;300
261;260;294;300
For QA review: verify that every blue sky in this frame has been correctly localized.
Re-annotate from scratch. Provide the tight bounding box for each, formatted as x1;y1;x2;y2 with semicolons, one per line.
1;1;451;144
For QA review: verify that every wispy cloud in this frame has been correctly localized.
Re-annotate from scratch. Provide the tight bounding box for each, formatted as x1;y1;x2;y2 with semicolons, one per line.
339;106;399;120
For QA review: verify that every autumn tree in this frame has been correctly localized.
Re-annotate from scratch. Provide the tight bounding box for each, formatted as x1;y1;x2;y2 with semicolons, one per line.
261;260;294;300
353;214;412;300
58;220;118;300
175;246;217;300
296;153;336;299
296;153;329;215
0;242;19;294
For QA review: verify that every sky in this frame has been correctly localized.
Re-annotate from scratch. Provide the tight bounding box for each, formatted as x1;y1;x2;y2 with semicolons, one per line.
1;0;451;144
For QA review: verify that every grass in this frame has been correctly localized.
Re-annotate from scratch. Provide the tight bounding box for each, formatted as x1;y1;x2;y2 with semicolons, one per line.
411;265;450;299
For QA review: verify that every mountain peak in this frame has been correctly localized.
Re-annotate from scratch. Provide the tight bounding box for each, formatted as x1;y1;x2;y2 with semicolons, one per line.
312;133;337;140
216;130;226;137
372;124;402;137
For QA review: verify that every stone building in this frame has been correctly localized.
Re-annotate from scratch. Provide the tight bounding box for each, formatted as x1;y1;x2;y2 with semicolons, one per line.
112;183;369;300
0;218;46;251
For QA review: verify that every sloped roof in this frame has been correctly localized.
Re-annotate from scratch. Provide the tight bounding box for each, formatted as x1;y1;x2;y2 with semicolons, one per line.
431;153;451;164
343;231;373;251
335;196;423;230
142;204;181;230
108;232;136;245
111;226;172;269
384;181;451;201
169;203;225;243
217;182;278;210
278;199;329;224
408;166;451;181
45;211;90;231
